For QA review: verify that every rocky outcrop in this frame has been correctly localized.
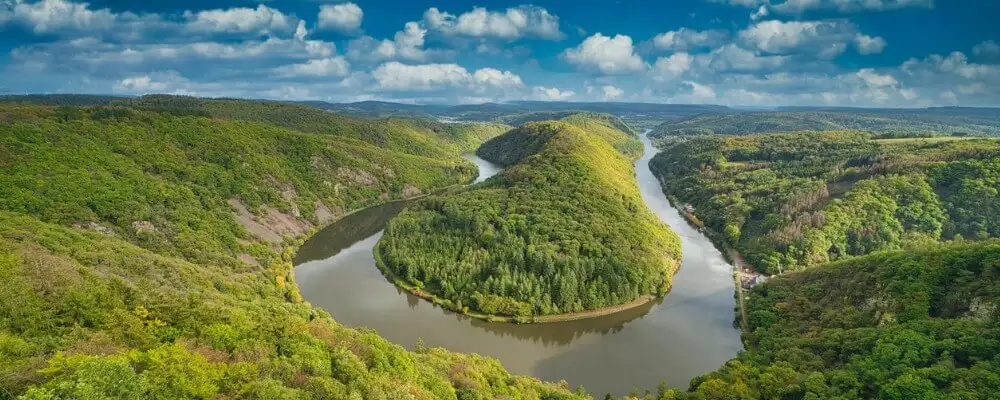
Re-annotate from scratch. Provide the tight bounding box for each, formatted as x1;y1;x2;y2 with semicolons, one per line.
71;221;116;236
132;220;157;234
402;184;422;197
337;167;378;187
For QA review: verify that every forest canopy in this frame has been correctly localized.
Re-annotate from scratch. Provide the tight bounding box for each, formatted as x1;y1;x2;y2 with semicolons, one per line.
0;100;587;399
377;115;681;320
650;131;1000;274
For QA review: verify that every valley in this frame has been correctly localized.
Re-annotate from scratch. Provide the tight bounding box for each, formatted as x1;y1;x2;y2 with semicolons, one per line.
1;95;999;399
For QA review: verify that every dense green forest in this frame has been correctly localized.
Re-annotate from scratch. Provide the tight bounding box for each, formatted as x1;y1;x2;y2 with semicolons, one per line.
377;115;681;320
650;131;1000;274
654;241;1000;400
0;101;589;399
651;111;1000;138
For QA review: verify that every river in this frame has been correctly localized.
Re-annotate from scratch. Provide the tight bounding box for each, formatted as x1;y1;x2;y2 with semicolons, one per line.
294;137;742;396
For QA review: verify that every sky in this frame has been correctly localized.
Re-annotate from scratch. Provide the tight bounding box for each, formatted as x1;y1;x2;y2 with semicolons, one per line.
1;0;998;107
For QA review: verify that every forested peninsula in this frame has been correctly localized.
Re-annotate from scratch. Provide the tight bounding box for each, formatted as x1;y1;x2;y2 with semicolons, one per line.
649;131;1000;274
377;114;681;322
0;98;587;399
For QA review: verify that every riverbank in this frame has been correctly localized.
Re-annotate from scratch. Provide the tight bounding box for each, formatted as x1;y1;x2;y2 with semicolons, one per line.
372;245;664;324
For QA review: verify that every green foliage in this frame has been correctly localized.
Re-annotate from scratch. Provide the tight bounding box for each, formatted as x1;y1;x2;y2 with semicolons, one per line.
0;101;585;399
0;103;478;265
651;110;1000;138
688;241;1000;399
378;115;681;317
650;131;1000;273
109;95;509;159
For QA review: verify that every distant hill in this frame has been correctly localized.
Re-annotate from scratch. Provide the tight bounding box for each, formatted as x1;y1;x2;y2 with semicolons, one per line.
652;109;1000;138
307;100;731;122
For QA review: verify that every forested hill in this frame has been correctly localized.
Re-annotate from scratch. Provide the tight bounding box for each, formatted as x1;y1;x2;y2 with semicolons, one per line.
650;131;1000;274
378;114;681;321
0;102;585;398
667;240;1000;399
651;110;1000;138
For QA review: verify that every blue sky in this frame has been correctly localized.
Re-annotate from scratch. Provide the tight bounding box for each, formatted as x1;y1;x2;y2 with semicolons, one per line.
1;0;998;106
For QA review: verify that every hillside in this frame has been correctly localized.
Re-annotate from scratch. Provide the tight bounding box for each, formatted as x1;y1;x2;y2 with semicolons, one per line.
666;241;1000;399
651;110;1000;138
0;102;585;399
649;131;1000;273
377;115;681;321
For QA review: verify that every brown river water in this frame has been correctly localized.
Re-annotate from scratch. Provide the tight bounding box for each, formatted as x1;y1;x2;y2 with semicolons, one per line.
294;136;742;396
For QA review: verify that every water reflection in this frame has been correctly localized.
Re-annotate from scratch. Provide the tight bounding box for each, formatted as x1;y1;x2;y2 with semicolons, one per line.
294;143;742;396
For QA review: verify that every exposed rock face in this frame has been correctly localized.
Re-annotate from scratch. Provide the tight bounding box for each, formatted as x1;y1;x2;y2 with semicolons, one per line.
71;221;116;236
279;187;301;218
314;200;341;225
228;198;312;242
402;184;422;198
337;167;378;187
237;253;261;267
132;220;157;234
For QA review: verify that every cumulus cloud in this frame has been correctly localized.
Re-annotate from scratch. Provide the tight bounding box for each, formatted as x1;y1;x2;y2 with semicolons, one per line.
370;61;521;92
973;40;1000;59
750;5;770;20
711;0;934;14
317;3;363;33
601;85;624;100
274;57;350;78
854;35;886;55
649;28;728;51
347;22;445;63
739;19;884;58
423;5;562;40
651;52;694;81
1;0;116;34
183;5;296;36
562;33;646;75
697;44;790;72
902;51;999;79
531;86;575;100
771;0;934;14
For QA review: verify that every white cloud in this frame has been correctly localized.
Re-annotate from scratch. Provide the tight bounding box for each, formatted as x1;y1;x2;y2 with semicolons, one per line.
371;61;521;92
771;0;934;13
114;74;169;93
562;33;646;75
712;0;934;14
686;81;716;99
472;68;523;89
649;28;728;51
602;85;624;100
698;44;790;71
348;22;441;63
750;5;770;20
900;88;918;100
856;68;898;88
531;86;575;100
184;5;296;36
317;3;363;33
973;40;1000;58
274;57;350;78
651;52;694;81
854;34;886;55
738;20;859;58
902;51;999;79
2;0;116;34
423;5;562;40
